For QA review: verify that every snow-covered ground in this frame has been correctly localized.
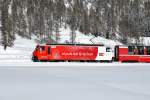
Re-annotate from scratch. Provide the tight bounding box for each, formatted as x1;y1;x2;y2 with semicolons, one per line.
0;35;36;62
0;63;150;100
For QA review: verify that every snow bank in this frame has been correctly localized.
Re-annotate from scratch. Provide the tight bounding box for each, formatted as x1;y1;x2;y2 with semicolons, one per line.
0;35;36;62
59;27;122;49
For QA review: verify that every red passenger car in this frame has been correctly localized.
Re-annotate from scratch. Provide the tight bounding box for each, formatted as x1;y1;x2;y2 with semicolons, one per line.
115;45;150;62
32;44;113;62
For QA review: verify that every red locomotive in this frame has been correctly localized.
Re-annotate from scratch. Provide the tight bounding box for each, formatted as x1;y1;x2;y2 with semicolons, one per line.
32;44;113;62
115;45;150;62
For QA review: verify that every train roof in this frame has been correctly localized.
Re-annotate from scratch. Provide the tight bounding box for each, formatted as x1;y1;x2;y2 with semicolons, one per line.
45;43;104;46
116;45;150;47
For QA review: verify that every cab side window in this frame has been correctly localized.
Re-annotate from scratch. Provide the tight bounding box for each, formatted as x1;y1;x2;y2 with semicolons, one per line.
106;47;111;52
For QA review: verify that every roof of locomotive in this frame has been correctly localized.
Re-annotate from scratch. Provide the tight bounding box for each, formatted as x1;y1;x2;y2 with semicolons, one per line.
45;43;104;46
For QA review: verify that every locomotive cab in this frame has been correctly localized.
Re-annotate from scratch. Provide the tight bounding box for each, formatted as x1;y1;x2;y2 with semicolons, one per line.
32;45;51;61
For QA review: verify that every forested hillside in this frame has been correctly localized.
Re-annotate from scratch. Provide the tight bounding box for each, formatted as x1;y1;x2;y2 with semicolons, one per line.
0;0;150;49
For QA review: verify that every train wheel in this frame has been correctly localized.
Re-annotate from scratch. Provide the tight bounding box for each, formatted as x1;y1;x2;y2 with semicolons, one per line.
32;56;39;62
95;60;101;63
109;58;113;62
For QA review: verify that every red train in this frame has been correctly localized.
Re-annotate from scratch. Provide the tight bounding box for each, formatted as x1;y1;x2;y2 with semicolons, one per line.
32;44;150;63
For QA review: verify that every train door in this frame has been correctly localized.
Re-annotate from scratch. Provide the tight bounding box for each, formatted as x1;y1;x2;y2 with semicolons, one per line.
114;46;119;61
46;46;51;60
48;47;51;55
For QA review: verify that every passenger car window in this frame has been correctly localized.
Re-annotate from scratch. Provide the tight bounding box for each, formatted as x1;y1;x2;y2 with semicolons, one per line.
137;46;144;55
128;46;135;55
146;46;150;55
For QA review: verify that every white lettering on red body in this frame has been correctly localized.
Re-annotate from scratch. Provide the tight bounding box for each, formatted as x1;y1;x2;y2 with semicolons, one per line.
61;52;93;56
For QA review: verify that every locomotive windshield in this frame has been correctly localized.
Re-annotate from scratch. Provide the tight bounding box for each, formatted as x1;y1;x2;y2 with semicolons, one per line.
39;46;45;51
35;45;45;52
